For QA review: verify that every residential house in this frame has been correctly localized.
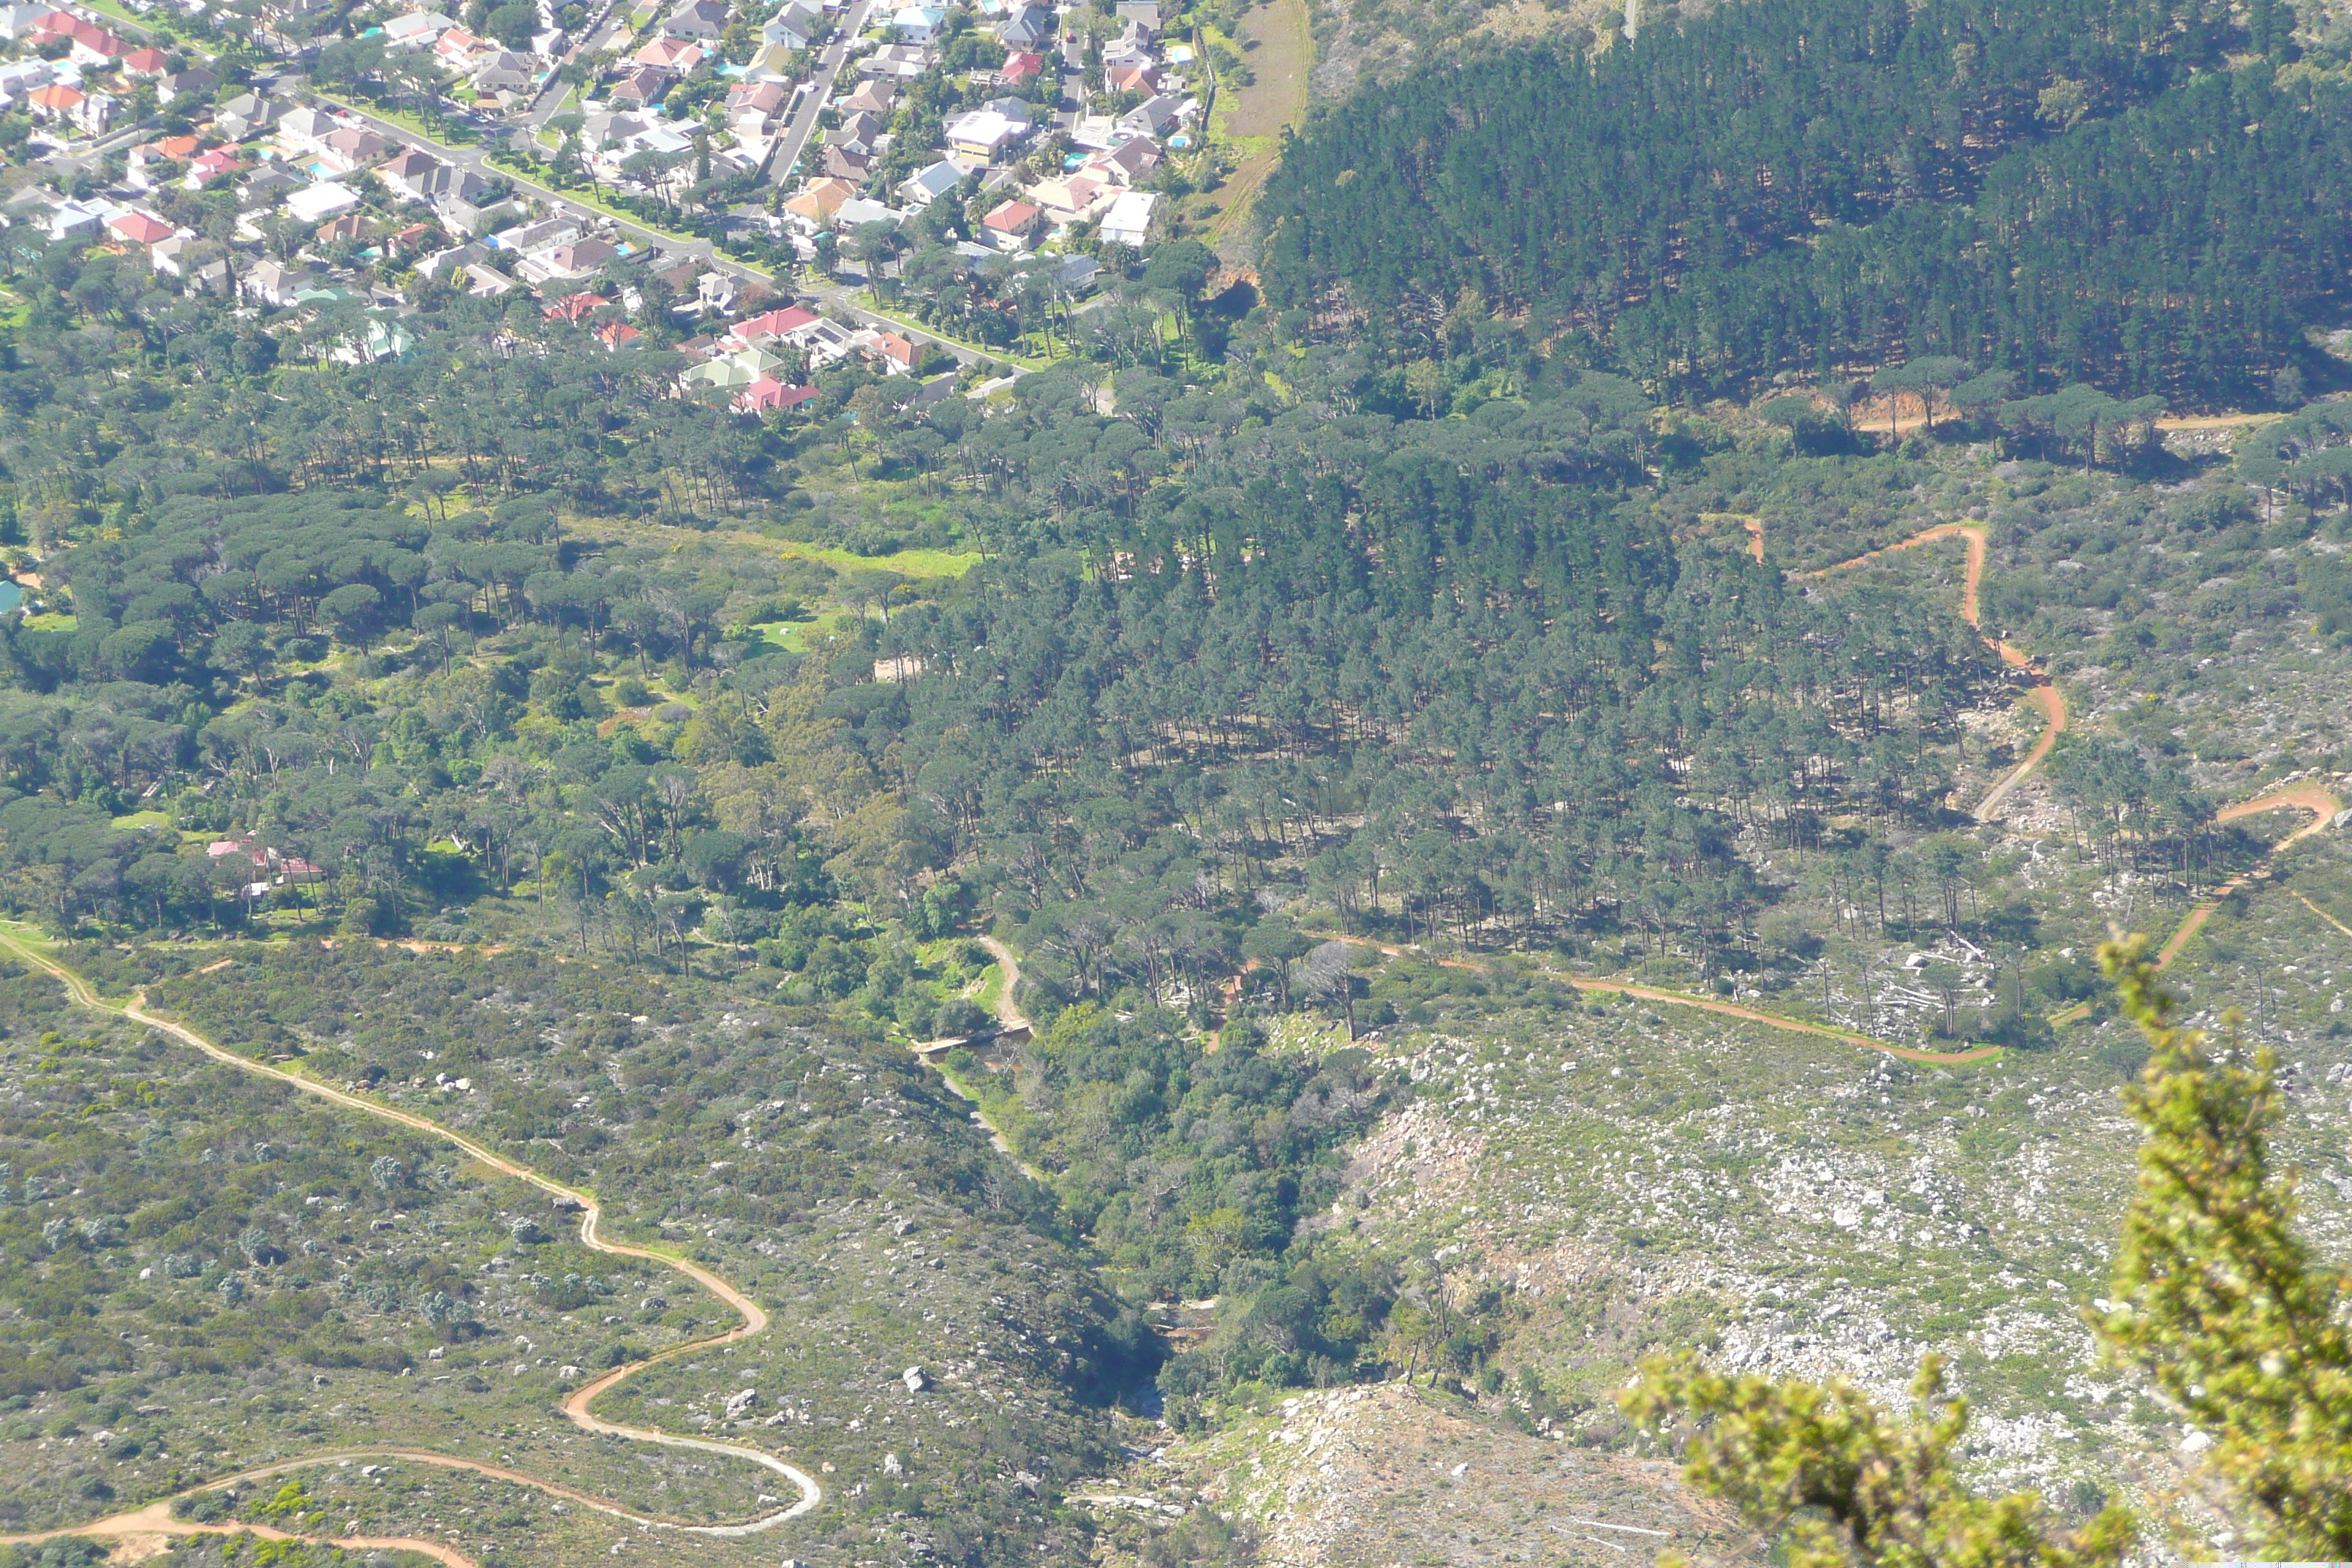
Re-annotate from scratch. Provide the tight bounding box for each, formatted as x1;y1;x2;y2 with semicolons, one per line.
284;181;361;224
420;238;488;277
516;235;620;284
1088;133;1160;184
979;197;1041;251
471;49;536;94
379;147;446;200
185;145;244;186
841;77;894;114
726;76;788;132
121;45;167;75
1098;186;1155;246
1000;48;1043;83
211;91;281;140
1115;93;1183;138
682;344;783;389
1107;59;1155;94
24;82;83;124
156;65;216;102
897;156;968;209
0;56;56;105
380;9;454;47
38;196;105;241
663;0;729;36
596;320;641;350
432;26;491;65
762;1;819;49
743;40;797;78
235;165;302;209
47;13;127;67
1115;0;1158;29
889;3;941;39
820;143;871;181
1048;252;1102;291
544;290;608;323
242;257;314;306
869;330;916;373
781;174;857;230
608;65;672;105
730;304;817;344
150;232;194;274
943;102;1030;160
127;135;198;188
833;195;897;231
863;41;931;75
494;214;584;252
330;317;414;364
316;212;369;244
317;125;394;174
831;108;883;146
0;4;48;37
275;105;337;148
1028;170;1111;222
789;314;857;363
634;34;700;69
995;2;1048;49
734;377;819;415
465;263;515;298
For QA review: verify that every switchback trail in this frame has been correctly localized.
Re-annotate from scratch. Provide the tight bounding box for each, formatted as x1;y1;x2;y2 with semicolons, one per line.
1306;932;2004;1063
2047;785;2344;1023
2154;786;2342;965
1799;522;2066;821
0;927;823;1560
1711;516;2065;819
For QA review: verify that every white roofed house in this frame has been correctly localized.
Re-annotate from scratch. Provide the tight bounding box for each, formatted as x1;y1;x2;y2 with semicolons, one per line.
943;102;1030;162
380;10;455;48
1098;187;1156;246
284;181;361;224
889;4;943;41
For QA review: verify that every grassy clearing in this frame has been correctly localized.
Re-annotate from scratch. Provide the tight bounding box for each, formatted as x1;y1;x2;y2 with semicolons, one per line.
761;538;983;579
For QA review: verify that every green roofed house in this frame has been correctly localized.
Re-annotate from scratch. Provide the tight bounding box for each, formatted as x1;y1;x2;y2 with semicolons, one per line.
681;345;785;391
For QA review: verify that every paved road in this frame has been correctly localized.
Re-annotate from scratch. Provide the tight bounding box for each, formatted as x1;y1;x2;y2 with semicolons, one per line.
307;89;991;366
762;0;878;189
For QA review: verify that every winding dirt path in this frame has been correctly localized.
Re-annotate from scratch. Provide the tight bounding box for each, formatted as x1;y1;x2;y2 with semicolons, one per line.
1305;932;2002;1063
2153;786;2342;965
0;927;822;1558
1799;521;2066;821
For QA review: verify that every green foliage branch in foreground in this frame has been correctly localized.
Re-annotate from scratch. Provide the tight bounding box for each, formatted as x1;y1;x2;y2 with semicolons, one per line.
1626;932;2352;1563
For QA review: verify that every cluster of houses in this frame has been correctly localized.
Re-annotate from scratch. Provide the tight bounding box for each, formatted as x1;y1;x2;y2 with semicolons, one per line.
761;0;1191;268
1;0;1209;412
0;3;215;139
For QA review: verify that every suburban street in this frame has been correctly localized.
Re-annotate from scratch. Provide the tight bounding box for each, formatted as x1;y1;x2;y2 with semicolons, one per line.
762;0;878;188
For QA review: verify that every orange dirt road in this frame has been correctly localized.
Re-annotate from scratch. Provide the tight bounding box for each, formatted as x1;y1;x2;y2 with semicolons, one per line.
1801;521;2065;821
2153;786;2342;965
0;928;822;1561
1311;933;2002;1063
